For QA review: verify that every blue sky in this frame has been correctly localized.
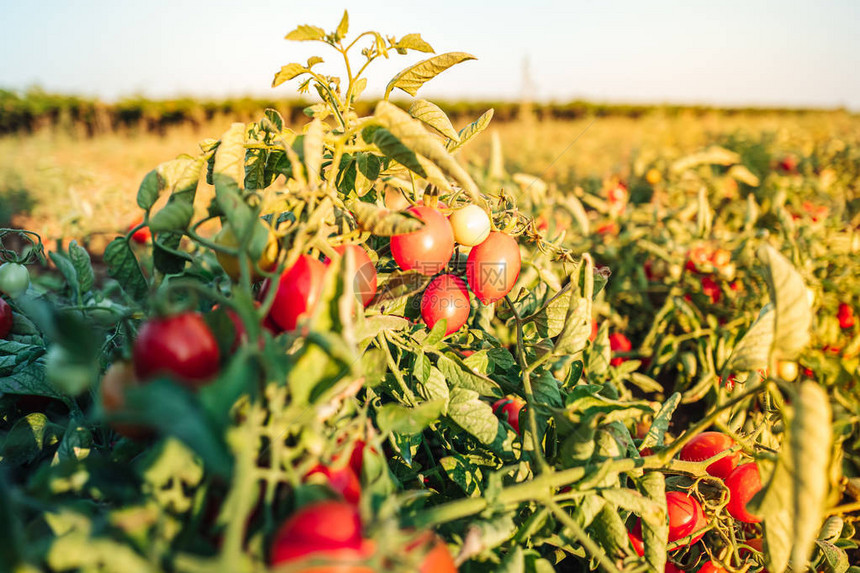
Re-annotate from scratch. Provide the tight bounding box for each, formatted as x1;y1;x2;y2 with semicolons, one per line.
2;1;858;109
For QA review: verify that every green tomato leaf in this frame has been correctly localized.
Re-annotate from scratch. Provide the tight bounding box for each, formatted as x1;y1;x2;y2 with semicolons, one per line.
758;245;812;361
135;169;163;210
376;400;444;436
68;241;94;294
447;388;499;445
104;237;148;300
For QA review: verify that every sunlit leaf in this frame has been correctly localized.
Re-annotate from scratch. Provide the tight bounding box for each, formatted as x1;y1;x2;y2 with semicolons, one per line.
348;200;424;236
447;108;494;153
409;99;459;141
285;24;326;42
384;52;476;99
272;63;309;88
758;245;812;361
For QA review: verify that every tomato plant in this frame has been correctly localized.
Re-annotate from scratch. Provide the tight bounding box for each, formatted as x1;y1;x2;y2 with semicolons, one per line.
1;12;858;573
390;205;455;276
133;312;221;387
465;231;520;304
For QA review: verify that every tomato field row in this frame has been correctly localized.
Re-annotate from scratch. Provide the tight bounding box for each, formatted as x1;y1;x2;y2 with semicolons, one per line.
0;12;859;573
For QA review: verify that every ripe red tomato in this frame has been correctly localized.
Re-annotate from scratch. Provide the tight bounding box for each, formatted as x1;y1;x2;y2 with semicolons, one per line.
679;432;739;480
493;397;525;434
628;521;644;556
305;464;361;505
270;501;373;572
263;254;327;331
838;303;855;329
100;361;151;440
128;216;151;244
698;561;728;573
449;204;491;247
466;231;521;304
420;274;470;336
133;312;220;388
348;440;368;477
666;491;706;544
609;332;632;366
390;205;454;276
725;463;762;523
664;563;683;573
331;245;377;307
701;275;721;304
0;298;13;339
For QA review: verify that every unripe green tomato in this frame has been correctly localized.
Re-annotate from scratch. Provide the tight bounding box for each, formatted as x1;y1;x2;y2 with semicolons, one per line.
46;346;95;395
0;263;30;298
449;205;491;247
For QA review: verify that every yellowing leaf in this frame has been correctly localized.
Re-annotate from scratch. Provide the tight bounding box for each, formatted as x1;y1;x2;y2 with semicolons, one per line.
285;24;326;42
304;118;324;187
396;33;434;54
727;305;774;372
409;99;460;141
758;245;812;360
348;201;424;236
728;164;761;186
670;146;740;174
448;108;494;153
335;11;349;41
272;63;308;88
384;52;476;99
374;101;482;205
790;382;832;570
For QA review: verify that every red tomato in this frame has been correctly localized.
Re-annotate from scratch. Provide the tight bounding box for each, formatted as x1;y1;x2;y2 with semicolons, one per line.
420;274;470;336
701;276;721;304
305;464;361;505
725;463;762;523
665;563;683;573
590;319;599;342
263;254;327;331
686;245;711;273
466;231;521;304
493;396;526;434
698;561;729;573
390;205;454;276
270;501;373;572
666;491;706;544
348;440;368;477
493;397;525;434
679;432;739;480
838;303;855;329
128;216;151;244
406;533;457;573
133;313;220;388
331;245;377;307
609;332;632;366
0;298;12;339
628;521;644;556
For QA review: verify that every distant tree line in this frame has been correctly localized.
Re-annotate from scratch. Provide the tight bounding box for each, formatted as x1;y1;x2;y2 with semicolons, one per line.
0;87;848;136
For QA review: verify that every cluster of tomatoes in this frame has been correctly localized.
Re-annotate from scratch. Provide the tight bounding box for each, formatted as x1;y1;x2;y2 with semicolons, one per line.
393;202;522;336
630;431;764;572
